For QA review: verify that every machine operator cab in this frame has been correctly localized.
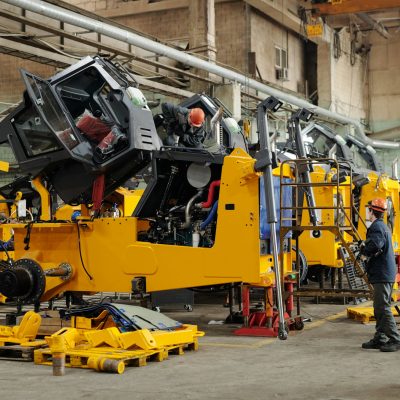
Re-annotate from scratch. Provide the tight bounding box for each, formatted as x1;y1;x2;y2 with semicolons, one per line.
344;135;383;173
0;56;161;205
301;123;349;162
301;123;382;173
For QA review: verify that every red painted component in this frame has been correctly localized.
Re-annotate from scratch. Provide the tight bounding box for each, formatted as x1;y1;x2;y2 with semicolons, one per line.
242;286;250;319
92;174;105;212
285;282;294;316
233;283;297;337
266;287;274;318
77;114;110;143
201;180;221;208
234;326;276;337
234;310;291;337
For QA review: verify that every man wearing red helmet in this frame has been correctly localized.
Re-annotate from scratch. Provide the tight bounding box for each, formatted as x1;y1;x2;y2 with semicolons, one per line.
360;198;400;352
161;103;205;148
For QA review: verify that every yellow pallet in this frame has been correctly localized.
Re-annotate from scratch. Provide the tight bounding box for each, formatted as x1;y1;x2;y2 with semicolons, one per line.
347;306;400;324
34;339;198;374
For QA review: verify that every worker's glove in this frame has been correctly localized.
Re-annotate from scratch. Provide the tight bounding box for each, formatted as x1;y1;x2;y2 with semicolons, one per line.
358;240;366;252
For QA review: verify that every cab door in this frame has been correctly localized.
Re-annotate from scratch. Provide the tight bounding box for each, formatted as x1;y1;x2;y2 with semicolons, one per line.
16;70;80;156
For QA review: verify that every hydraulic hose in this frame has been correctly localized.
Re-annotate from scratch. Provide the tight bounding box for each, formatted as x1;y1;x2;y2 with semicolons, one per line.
200;201;218;230
201;180;220;208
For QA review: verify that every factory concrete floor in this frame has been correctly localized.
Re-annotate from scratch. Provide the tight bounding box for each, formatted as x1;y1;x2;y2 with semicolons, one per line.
0;296;399;400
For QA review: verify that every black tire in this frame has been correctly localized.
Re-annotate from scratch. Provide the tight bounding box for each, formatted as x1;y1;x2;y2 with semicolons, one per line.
292;247;308;283
294;319;304;331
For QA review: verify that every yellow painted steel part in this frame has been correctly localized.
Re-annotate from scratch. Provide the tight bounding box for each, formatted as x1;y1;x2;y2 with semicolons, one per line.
298;166;351;268
298;166;400;271
357;172;400;254
0;160;9;172
2;149;295;300
0;311;44;346
36;323;204;373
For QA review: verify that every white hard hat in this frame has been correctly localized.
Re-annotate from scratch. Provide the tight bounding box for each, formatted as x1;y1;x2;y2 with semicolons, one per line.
126;87;147;107
224;117;241;135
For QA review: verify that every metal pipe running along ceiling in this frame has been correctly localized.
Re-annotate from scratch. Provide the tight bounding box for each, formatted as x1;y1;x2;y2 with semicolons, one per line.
3;0;398;149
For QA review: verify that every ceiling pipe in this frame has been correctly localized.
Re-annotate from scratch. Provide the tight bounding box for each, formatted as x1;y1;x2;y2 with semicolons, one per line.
369;125;400;141
2;0;399;149
356;13;391;39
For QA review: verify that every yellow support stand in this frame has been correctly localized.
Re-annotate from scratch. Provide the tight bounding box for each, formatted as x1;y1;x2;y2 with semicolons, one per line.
0;311;43;346
35;324;204;374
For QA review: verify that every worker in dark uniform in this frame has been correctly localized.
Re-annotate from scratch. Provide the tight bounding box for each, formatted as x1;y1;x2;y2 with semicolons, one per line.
161;103;205;148
360;198;400;352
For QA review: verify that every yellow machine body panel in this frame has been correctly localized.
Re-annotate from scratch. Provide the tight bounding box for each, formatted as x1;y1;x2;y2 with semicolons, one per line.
5;150;276;300
298;166;351;268
54;205;80;221
104;188;145;217
357;172;400;254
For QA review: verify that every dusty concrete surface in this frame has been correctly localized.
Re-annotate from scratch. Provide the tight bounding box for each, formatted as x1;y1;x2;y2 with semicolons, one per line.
0;298;399;400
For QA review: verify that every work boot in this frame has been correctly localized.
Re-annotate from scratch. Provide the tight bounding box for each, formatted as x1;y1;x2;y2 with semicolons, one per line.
380;340;400;352
361;339;387;349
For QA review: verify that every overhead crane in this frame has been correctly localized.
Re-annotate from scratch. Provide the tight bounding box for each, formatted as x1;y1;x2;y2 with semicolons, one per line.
307;0;400;16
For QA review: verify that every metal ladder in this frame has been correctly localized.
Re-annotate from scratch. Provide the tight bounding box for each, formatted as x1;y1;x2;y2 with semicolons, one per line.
279;158;372;300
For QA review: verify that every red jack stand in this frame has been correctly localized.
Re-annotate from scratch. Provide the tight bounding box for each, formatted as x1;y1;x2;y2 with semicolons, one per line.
233;284;303;337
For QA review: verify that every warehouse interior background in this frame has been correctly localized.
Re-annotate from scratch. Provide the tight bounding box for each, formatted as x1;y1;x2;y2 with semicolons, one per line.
0;0;399;171
0;1;400;395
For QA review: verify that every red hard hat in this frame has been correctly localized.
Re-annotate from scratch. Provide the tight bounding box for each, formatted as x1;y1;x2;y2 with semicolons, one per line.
188;108;205;127
367;198;387;212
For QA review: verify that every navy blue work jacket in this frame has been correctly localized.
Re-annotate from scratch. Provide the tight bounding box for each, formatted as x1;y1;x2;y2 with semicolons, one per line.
361;218;397;283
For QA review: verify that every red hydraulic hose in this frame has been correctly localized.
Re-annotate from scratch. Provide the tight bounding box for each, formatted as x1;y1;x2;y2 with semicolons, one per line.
201;180;220;208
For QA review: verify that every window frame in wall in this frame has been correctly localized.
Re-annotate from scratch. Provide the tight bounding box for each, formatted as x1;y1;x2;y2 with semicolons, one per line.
275;46;289;81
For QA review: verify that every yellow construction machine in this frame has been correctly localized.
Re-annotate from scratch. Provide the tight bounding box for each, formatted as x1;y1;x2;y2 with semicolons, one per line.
0;57;297;339
285;121;400;297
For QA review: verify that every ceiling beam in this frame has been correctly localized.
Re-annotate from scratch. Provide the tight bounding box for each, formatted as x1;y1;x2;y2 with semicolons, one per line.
356;13;391;39
99;0;188;18
244;0;302;35
310;0;400;16
98;0;233;18
0;37;74;66
0;36;194;98
0;9;215;84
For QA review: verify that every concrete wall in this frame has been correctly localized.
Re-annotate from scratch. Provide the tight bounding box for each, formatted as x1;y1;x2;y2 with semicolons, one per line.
250;9;305;93
317;28;367;121
367;27;400;136
0;3;57;107
0;55;55;108
113;2;248;74
216;2;248;73
114;8;188;42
